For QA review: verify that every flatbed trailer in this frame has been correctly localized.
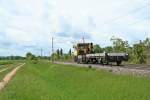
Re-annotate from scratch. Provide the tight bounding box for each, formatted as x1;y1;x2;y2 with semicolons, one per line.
76;53;128;65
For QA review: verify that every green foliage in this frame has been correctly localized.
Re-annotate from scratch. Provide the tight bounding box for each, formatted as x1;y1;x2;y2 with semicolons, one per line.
68;49;72;56
26;52;33;60
60;48;63;56
93;44;103;53
110;36;146;64
143;37;150;48
56;49;60;59
103;46;113;53
0;61;13;65
64;54;69;60
51;48;73;62
0;63;18;80
51;52;61;61
111;36;129;52
132;41;146;64
26;52;38;64
0;56;25;60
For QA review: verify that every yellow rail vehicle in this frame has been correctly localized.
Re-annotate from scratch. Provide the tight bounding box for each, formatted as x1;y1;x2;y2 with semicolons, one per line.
73;43;128;65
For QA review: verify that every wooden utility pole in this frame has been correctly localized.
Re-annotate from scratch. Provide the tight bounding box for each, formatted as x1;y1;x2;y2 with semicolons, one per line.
82;36;85;43
82;32;85;43
52;37;54;62
40;49;43;57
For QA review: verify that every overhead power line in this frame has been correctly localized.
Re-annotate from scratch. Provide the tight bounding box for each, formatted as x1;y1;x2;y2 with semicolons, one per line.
104;3;150;25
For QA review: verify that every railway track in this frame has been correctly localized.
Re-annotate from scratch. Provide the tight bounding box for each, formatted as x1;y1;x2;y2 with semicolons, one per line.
118;64;150;70
55;62;150;76
95;63;150;71
57;62;150;70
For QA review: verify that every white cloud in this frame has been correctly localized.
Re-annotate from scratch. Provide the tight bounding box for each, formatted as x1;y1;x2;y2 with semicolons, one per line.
0;0;150;56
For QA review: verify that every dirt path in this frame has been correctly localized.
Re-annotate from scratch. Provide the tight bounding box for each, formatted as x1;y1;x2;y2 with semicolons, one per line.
0;63;25;90
0;68;9;73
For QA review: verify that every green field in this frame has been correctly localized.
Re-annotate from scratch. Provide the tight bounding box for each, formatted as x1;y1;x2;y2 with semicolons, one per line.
0;65;18;80
0;60;13;65
0;61;20;80
0;61;150;100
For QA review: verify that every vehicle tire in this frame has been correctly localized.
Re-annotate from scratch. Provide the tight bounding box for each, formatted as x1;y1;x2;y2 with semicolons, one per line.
106;61;109;65
77;59;80;64
100;59;104;65
116;61;121;66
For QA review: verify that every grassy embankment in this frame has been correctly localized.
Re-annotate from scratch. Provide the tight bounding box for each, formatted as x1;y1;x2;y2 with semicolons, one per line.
0;60;13;66
0;60;24;80
0;61;150;100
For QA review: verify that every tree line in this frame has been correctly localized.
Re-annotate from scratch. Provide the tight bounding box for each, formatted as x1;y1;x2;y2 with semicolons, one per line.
51;48;73;62
0;56;25;60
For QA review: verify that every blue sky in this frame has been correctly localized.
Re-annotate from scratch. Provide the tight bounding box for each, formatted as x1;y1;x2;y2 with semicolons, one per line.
0;0;150;56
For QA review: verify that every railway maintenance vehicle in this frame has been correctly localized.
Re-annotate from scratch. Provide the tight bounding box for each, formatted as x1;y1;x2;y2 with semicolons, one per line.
73;43;128;65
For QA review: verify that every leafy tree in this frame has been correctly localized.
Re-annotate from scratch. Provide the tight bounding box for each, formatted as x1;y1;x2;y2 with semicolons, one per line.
110;36;129;52
93;44;103;53
64;54;69;60
103;46;113;53
143;37;150;48
56;49;60;59
26;52;37;63
60;48;63;56
51;53;55;61
68;49;72;56
132;41;146;64
0;56;25;60
26;52;33;60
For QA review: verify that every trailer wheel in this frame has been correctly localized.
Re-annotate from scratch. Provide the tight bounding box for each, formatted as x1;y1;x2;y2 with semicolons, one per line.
106;61;109;65
100;59;104;65
116;61;121;66
77;59;80;64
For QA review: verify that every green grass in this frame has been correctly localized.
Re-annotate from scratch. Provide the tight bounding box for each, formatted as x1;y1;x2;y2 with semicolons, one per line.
0;60;13;65
0;61;150;100
0;60;25;66
0;63;19;80
0;67;15;80
0;63;13;70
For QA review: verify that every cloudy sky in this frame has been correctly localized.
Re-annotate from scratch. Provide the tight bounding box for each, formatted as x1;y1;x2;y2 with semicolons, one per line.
0;0;150;56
